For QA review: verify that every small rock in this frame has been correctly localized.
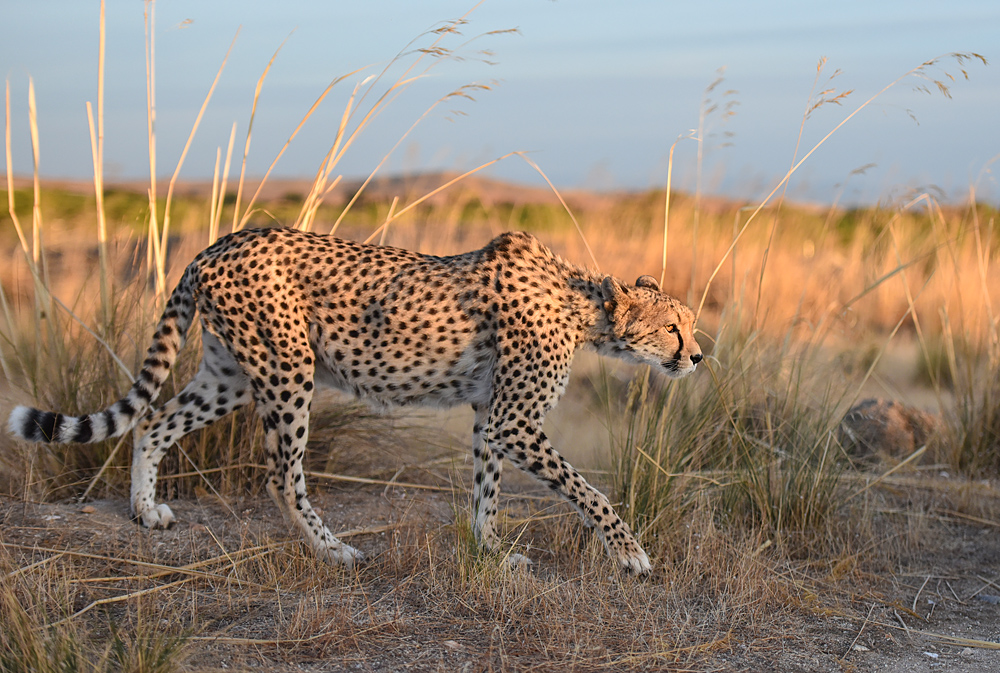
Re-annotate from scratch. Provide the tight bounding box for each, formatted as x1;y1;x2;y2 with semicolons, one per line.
42;515;61;521
852;644;870;652
190;523;208;533
839;398;940;461
444;640;461;650
80;505;96;514
961;648;974;656
923;651;939;659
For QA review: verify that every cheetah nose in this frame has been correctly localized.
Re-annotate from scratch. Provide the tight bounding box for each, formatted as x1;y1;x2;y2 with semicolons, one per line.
690;353;703;365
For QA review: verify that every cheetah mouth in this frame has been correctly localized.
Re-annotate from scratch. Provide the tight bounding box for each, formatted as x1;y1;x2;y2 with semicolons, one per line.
661;359;696;377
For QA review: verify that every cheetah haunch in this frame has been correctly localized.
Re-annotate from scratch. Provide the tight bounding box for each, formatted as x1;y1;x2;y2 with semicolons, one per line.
8;228;702;573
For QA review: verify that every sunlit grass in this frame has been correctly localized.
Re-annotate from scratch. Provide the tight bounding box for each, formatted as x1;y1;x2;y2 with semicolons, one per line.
0;1;997;671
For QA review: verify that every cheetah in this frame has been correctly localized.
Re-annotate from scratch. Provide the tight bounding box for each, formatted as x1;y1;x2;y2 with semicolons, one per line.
8;228;702;573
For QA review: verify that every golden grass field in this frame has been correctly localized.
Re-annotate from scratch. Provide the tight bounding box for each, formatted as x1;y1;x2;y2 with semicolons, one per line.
2;176;1000;672
2;6;1000;671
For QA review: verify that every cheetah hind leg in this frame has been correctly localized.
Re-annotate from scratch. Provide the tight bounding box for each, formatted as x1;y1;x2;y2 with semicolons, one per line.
130;332;252;529
256;396;365;569
470;406;532;570
266;424;365;568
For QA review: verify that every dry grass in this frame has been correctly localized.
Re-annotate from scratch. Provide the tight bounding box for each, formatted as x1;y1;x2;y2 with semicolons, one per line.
0;488;892;672
3;465;997;671
1;3;999;670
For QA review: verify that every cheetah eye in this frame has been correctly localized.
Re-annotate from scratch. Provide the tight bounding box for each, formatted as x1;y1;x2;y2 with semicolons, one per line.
665;324;678;334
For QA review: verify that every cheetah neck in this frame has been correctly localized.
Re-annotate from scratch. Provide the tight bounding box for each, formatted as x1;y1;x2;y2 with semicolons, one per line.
562;266;617;351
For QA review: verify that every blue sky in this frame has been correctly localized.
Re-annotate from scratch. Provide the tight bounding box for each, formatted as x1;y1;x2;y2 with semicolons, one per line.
2;0;998;204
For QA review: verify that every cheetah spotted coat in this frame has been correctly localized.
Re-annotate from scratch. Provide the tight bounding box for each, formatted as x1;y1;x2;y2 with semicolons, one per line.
8;228;702;573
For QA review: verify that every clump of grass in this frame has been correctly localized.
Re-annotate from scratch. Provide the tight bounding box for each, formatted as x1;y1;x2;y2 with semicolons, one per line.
938;302;1000;475
0;584;88;673
610;309;851;558
105;619;190;673
608;367;716;543
948;364;1000;476
0;563;189;673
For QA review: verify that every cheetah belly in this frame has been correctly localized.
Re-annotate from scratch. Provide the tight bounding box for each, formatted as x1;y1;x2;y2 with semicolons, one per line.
312;337;495;410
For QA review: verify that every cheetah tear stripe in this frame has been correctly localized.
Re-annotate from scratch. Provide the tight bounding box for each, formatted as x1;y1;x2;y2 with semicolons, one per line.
7;228;702;573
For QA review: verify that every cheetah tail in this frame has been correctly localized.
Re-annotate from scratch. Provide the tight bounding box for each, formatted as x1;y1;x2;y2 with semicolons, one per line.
7;267;198;444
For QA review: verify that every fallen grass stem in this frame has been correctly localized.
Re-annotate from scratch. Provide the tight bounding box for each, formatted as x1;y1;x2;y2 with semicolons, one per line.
45;547;289;628
938;510;1000;529
612;631;733;666
188;622;388;646
157;463;264;480
517;152;597;268
0;541;280;580
847;445;927;501
842;602;877;660
50;575;198;628
852;618;1000;650
306;471;458;493
3;553;64;580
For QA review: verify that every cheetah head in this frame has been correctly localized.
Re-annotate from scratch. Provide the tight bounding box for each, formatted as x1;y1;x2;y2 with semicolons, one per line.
600;275;702;378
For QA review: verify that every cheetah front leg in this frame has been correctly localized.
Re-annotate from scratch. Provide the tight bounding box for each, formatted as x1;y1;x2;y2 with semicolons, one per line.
488;405;651;574
222;317;364;568
253;385;364;568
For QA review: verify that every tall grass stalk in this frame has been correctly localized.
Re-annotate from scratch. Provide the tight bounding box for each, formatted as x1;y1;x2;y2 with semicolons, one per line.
85;0;109;327
4;82;30;257
323;28;509;234
4;80;48;364
237;69;360;233
143;0;163;297
158;30;238;272
690;52;985;324
659;131;694;291
208;122;237;245
754;57;848;326
28;79;42;269
230;34;290;235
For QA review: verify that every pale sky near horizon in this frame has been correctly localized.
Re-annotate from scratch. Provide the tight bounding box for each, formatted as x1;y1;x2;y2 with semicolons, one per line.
1;0;998;205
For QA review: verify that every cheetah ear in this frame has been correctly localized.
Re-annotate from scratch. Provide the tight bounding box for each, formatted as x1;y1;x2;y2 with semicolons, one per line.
602;277;632;337
601;276;631;315
635;275;660;291
602;276;627;305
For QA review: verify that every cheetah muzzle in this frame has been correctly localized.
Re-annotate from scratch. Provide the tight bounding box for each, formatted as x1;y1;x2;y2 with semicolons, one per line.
7;228;702;574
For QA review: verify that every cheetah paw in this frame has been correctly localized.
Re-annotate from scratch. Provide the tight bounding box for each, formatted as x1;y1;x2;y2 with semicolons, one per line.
137;504;176;529
617;549;652;575
316;543;366;568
